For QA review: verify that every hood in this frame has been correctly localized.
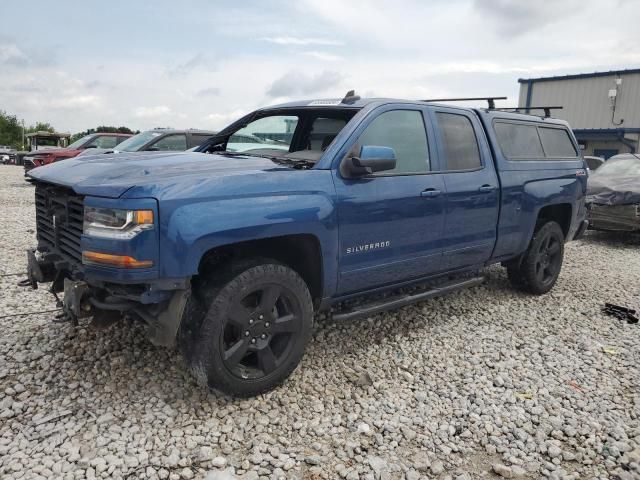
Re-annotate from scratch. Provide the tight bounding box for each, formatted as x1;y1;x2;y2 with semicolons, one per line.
27;151;292;198
27;148;81;157
587;174;640;205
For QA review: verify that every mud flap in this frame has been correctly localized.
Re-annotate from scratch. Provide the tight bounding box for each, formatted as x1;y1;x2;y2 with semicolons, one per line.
145;289;191;347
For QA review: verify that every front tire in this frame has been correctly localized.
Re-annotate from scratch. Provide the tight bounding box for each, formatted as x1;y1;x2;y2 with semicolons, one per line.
507;221;565;295
180;260;314;397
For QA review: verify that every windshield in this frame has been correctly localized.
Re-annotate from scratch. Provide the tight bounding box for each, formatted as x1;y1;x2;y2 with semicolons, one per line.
116;131;163;152
593;156;640;176
67;134;94;150
227;116;297;153
199;108;358;167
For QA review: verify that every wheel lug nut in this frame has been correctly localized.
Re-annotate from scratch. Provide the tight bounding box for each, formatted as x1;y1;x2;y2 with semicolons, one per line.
259;314;264;320
265;322;270;327
261;333;267;339
244;331;250;336
251;338;256;344
249;319;254;324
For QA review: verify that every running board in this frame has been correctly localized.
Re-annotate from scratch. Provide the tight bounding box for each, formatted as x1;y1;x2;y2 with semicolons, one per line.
332;276;485;322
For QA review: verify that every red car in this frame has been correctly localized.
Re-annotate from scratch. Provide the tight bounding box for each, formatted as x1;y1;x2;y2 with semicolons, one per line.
23;132;132;173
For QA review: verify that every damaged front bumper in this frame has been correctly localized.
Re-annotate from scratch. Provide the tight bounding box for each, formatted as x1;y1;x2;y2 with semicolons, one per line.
24;248;191;347
587;203;640;232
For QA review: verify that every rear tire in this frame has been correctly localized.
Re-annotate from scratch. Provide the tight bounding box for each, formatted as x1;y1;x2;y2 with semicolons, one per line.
179;259;314;397
507;221;565;295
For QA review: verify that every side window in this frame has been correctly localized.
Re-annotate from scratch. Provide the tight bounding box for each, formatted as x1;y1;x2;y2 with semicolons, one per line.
539;127;577;157
115;136;129;146
151;134;188;151
357;110;429;174
89;136;119;149
436;113;481;171
190;134;214;148
494;122;544;159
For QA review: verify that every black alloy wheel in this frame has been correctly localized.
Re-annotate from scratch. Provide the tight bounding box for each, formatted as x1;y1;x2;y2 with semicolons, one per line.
221;283;303;380
533;231;562;287
180;260;314;397
506;221;565;295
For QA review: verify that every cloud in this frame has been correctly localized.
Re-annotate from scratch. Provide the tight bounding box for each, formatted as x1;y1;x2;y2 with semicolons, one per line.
205;109;249;129
472;0;582;36
262;36;342;46
48;95;102;109
134;105;172;118
266;70;343;98
0;43;30;67
196;87;220;97
167;53;216;76
302;51;343;62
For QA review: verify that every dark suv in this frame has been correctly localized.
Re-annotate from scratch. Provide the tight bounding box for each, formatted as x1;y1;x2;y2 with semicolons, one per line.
109;129;216;153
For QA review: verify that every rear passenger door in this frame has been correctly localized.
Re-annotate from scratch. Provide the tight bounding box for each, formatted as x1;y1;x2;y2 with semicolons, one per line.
430;107;500;270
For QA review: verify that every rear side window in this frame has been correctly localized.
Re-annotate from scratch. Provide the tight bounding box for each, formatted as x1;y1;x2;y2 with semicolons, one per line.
436;113;481;170
358;110;430;174
494;122;544;158
495;121;577;160
539;127;577;157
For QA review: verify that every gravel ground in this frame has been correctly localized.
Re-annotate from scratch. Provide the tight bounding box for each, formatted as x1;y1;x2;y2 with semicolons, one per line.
1;164;639;480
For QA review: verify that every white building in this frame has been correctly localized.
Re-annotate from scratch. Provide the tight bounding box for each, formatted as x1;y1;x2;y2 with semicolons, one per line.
518;69;640;158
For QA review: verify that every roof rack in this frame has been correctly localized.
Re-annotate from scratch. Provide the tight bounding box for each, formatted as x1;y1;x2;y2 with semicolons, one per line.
421;96;507;109
494;106;563;118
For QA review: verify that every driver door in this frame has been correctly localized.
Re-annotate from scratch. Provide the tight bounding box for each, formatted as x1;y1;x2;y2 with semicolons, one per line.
332;106;447;295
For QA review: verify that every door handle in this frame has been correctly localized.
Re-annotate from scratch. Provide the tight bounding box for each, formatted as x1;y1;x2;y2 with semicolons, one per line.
478;184;497;193
420;188;441;198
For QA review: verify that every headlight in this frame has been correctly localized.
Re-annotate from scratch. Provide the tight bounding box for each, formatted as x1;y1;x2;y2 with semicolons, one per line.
83;207;154;239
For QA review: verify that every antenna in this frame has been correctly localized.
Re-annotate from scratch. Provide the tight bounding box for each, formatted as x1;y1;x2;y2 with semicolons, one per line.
422;96;507;109
341;90;361;104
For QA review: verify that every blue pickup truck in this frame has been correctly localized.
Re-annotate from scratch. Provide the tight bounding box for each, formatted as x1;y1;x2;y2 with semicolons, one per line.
25;92;588;396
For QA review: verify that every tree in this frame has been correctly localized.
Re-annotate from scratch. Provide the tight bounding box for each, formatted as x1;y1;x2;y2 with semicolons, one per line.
0;111;23;149
70;126;137;143
25;122;55;134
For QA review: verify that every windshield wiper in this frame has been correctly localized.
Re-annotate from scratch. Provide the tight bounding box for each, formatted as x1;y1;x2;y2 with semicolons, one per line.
267;156;315;169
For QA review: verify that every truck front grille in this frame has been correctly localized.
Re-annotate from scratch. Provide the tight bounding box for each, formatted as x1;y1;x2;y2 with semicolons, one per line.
24;159;35;171
35;183;84;265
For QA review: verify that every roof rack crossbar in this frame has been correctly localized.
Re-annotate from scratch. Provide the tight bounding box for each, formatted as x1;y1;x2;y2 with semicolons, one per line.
495;106;563;117
421;96;507;109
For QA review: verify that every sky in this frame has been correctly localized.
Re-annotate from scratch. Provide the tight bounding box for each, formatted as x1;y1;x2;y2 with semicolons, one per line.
1;0;640;133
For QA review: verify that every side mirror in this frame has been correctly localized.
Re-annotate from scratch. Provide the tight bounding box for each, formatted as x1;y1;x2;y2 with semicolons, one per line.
146;146;160;151
85;145;97;149
342;145;397;177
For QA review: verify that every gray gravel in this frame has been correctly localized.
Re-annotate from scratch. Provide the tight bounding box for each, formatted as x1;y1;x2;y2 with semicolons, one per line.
1;164;639;480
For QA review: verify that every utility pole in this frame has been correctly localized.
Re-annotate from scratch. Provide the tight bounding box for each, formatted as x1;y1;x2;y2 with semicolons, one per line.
21;119;25;150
